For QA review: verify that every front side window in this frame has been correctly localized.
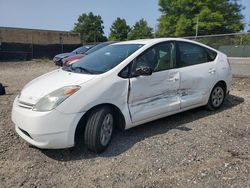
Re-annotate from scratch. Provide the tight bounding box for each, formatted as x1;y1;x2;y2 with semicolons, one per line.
134;42;175;72
64;44;143;74
177;42;216;67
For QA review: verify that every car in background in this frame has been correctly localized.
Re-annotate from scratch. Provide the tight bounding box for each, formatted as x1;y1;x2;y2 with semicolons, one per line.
53;45;94;66
62;41;116;66
12;38;232;153
0;83;6;95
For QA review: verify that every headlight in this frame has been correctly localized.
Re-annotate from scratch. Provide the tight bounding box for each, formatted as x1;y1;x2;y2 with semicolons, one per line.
33;85;81;112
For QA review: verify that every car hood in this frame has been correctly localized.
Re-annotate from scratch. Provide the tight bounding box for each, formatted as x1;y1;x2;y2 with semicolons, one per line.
55;52;74;59
19;69;96;105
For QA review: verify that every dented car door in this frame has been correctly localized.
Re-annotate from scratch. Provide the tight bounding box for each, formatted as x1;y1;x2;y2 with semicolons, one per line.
128;42;180;123
176;41;218;109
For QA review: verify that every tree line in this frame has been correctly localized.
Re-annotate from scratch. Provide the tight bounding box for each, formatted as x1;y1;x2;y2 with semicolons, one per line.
73;13;154;42
73;0;246;42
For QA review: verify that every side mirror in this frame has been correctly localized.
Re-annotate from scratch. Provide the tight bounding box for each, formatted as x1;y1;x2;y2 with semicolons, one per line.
133;66;153;77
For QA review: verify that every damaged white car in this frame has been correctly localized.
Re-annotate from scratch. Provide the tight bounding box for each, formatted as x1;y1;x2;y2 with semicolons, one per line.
12;38;232;152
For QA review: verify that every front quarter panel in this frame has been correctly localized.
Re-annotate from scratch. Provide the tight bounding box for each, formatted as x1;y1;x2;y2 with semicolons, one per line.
56;73;132;125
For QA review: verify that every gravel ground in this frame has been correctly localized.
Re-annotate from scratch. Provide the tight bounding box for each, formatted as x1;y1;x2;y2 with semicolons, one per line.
229;58;250;78
0;60;249;188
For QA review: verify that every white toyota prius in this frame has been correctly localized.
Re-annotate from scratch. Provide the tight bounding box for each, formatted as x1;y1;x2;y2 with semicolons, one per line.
12;38;232;152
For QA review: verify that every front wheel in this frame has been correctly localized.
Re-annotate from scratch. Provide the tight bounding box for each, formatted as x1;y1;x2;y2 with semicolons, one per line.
206;83;225;110
84;107;114;153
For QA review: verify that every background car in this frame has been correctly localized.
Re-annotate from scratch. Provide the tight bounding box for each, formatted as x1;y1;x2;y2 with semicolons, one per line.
53;45;94;66
62;41;116;66
0;83;6;95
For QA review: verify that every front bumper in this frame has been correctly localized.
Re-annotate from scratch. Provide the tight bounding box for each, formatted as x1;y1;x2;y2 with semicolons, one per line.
12;97;84;149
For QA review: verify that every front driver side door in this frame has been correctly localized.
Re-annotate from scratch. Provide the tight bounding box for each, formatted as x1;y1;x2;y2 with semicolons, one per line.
128;42;180;123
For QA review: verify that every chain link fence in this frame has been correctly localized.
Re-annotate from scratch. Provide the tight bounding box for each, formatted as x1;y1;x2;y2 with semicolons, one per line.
185;32;250;57
1;29;250;60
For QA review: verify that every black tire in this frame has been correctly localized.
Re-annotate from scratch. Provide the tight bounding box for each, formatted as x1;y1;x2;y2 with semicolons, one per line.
206;83;225;110
84;106;114;153
0;83;6;95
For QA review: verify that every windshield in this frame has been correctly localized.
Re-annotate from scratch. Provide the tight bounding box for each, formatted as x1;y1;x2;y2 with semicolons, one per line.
84;43;112;55
64;44;143;74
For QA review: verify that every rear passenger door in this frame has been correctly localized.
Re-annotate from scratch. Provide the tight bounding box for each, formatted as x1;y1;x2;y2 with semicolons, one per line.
176;41;218;109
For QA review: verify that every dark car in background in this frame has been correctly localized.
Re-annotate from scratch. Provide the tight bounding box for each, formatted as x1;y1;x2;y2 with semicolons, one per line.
61;41;116;66
53;45;94;66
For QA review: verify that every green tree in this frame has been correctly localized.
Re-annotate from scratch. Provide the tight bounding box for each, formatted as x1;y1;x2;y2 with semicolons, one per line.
128;19;154;40
157;0;244;37
73;12;107;42
109;18;130;41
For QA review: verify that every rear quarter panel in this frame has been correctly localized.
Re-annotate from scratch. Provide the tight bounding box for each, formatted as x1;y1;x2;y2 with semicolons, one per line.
215;53;232;93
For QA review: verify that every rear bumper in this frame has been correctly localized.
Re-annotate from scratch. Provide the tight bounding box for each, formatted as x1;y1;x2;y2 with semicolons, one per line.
12;97;84;149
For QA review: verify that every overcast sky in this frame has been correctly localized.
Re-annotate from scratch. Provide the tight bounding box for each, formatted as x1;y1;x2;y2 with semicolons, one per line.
0;0;249;36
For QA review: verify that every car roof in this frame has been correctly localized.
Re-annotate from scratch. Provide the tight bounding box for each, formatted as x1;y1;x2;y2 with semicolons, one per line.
112;38;180;45
119;37;210;44
111;38;218;52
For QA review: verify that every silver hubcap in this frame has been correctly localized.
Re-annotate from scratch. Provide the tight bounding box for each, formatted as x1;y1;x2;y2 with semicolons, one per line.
100;113;113;146
212;86;224;107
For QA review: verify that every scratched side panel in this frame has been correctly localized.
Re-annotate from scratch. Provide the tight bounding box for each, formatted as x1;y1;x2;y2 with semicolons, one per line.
179;62;218;109
129;70;180;123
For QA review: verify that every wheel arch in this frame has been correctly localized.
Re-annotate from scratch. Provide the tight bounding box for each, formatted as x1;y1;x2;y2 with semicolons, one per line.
74;103;126;144
205;80;228;105
215;80;227;94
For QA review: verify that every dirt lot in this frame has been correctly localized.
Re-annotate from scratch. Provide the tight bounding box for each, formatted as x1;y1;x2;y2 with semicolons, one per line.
0;60;249;188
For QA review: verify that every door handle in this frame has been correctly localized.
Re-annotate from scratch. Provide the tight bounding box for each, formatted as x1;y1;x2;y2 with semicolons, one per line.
209;68;216;74
169;77;179;82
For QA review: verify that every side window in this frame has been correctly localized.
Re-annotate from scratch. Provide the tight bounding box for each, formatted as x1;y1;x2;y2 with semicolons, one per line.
136;48;158;70
135;42;175;72
177;42;211;67
118;65;130;78
206;48;217;61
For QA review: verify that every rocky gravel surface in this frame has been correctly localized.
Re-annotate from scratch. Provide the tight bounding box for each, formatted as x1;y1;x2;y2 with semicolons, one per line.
0;60;249;187
229;58;250;78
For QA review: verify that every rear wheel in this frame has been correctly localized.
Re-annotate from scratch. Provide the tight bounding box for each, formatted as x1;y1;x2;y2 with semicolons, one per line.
84;106;114;153
206;83;225;110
